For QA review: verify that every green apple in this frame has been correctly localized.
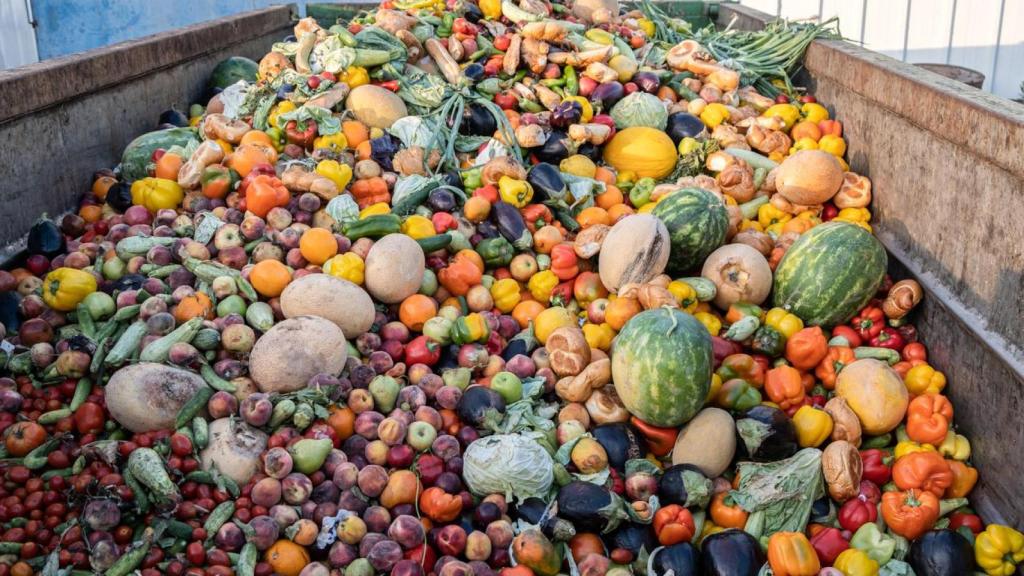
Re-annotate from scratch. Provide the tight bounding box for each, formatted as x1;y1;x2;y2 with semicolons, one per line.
490;371;523;403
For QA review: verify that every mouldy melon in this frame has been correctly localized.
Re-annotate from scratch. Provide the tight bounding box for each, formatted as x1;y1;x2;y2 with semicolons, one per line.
602;127;678;179
598;214;670;292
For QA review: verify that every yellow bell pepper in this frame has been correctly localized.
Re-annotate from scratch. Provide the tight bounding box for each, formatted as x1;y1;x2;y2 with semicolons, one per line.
497;176;534;208
562;96;593;123
700;103;730;128
360;202;391;218
765;307;804;339
762;103;801;130
637;18;656;38
706;373;723;403
638;202;657;214
790;137;819;154
938;430;971;461
313;133;348;153
791;405;834;448
616;170;636;188
323;252;365;285
697;518;725;544
582;322;615;351
765;222;785;237
528;270;559;303
130;177;184;212
479;0;502;19
677;136;701;156
694;311;722;336
904;363;946;395
316;160;353;191
800;102;829;123
976;525;1024;576
559;154;597;179
818;134;847;157
42;268;98;312
490;278;521;313
894;440;935;460
739;219;764;232
338;66;370;88
401;215;436;239
758;203;793;229
833;548;879;576
834;207;872;232
667;280;698;313
269;101;297;129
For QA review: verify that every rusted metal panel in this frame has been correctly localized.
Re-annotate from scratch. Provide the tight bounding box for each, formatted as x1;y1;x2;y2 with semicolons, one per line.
0;6;297;258
719;3;1024;526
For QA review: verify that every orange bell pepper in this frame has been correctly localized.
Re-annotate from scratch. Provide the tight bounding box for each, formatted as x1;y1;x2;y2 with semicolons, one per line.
785;327;829;371
881;489;940;541
438;254;483;296
892;451;952;497
520;203;553;232
549;243;579;281
245;175;290;218
944;460;978;499
709;492;748;529
419;487;463;523
653;505;695;546
350;176;391;209
767;532;820;576
764;365;806;412
815;346;855;390
905;393;953;446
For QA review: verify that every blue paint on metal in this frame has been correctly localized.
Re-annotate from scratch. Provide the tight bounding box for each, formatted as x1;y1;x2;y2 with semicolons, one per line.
31;0;310;60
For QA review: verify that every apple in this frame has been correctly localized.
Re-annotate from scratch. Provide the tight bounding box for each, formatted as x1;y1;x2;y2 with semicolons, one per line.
406;421;438;452
489;372;522;403
587;298;609;324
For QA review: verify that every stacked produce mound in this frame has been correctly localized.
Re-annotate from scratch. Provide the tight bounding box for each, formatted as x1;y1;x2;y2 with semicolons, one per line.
0;1;1017;575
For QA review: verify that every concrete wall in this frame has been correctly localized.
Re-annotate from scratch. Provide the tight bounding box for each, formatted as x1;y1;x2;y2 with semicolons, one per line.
0;5;297;261
719;3;1024;527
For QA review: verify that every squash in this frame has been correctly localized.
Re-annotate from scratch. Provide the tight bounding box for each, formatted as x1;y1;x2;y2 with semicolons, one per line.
571;0;619;23
364;233;425;304
279;274;375;339
602;127;678;179
835;359;909;435
774;150;845;205
249;316;348;393
598;214;671;292
345;85;408;129
671;407;736;477
700;243;772;309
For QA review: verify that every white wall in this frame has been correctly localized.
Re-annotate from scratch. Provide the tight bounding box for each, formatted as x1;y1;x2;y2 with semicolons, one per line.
739;0;1024;100
0;0;39;69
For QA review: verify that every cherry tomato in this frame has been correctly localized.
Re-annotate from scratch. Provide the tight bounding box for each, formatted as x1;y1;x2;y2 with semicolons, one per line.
169;433;193;457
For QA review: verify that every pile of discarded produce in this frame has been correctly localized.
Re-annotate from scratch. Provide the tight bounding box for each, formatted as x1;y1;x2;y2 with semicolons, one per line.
0;0;1018;575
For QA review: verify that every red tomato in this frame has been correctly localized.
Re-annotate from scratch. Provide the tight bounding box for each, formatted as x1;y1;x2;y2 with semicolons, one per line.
169;433;193;457
4;422;46;457
73;402;105;435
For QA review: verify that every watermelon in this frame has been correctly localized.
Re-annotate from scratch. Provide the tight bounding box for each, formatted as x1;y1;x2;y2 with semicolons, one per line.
208;56;259;91
120;128;199;183
652;187;729;275
772;222;887;327
611;308;712;427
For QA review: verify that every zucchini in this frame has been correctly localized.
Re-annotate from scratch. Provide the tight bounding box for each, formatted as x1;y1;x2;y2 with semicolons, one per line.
138;317;203;363
126;448;179;504
114;236;177;261
724;147;779;171
342;214;402;240
104;320;147;366
416;233;453;253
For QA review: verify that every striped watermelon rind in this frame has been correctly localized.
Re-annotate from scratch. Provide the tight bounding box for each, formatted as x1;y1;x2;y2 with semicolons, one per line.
611;308;712;427
652;187;729;275
772;222;888;327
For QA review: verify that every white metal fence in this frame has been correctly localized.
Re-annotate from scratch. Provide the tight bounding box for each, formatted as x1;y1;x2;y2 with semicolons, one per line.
739;0;1024;99
0;0;38;69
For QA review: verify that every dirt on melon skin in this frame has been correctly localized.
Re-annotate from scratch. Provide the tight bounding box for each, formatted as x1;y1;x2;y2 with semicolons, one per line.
611;308;712;427
598;214;671;293
105;363;208;433
772;221;888;327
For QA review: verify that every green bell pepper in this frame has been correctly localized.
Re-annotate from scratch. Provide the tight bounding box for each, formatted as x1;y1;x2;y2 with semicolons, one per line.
850;522;896;566
476;237;514;268
750;325;786;357
451;313;490;345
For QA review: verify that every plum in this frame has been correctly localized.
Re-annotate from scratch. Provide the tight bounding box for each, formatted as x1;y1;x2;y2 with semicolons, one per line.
391;559;426;576
240;393;273;427
329;541;358;567
215;521;245;552
249;515;280;550
388;515;426;550
269;504;299;529
435;525;467;557
333;462;359;490
263;447;293;479
357;465;389;498
466;531;492;561
368;539;403;572
431;435;461;462
281;473;313;505
311;479;340;504
251;477;283;508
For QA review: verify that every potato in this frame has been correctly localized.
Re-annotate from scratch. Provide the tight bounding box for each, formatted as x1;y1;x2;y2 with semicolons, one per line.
364;234;425;304
280;274;375;339
671;407;736;477
105;363;207;433
249;316;348;393
201;418;268;485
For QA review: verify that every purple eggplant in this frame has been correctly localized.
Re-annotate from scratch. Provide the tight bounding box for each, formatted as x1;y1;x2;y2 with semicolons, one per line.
633;71;661;93
490;201;532;250
590;82;625;110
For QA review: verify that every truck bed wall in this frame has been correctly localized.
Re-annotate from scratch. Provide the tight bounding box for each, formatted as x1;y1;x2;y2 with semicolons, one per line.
0;5;297;262
719;4;1024;526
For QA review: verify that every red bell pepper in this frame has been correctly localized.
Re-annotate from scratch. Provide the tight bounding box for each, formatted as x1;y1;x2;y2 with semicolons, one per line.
285;120;317;149
838;495;877;533
549;280;574;307
405;335;441;366
948;512;984;535
810;527;849;566
473;184;499;203
897;323;918;344
830;325;863;348
860;449;893;486
852;305;885;340
432;212;458;233
858;480;882;504
869;326;905;351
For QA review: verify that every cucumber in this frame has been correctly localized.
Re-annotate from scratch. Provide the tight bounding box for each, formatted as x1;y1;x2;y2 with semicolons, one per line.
416;233;453;253
138;317;203;363
126;448;179;504
342;214;402;240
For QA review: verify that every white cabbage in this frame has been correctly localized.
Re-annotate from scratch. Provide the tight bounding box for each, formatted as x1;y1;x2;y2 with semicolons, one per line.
463;434;554;502
609;92;669;130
